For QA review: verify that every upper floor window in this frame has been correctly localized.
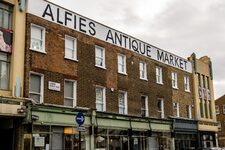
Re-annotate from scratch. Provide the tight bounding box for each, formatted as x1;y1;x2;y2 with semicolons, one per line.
141;95;148;117
215;105;220;115
30;24;45;52
96;86;106;112
29;72;44;103
140;61;147;80
218;121;221;131
186;105;192;119
0;52;10;90
64;80;76;107
95;46;105;68
118;54;126;74
197;73;201;87
157;98;164;118
184;76;190;92
0;3;12;29
156;66;163;84
173;102;180;117
65;35;77;60
223;105;225;114
171;72;178;89
118;91;127;115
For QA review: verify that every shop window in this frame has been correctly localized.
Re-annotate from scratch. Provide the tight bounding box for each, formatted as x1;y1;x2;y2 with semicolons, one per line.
65;35;77;60
184;76;190;92
96;86;106;112
64;80;76;107
141;95;148;117
0;3;12;29
186;105;192;119
29;72;44;103
95;46;105;68
140;61;147;80
30;24;45;52
118;91;127;114
171;72;178;89
157;98;164;118
156;66;163;84
173;102;179;117
117;54;126;74
0;52;10;90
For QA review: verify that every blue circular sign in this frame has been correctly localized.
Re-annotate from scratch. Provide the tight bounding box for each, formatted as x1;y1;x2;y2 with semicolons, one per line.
76;112;85;125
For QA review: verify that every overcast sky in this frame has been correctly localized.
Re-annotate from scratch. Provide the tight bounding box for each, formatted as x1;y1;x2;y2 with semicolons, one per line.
49;0;225;99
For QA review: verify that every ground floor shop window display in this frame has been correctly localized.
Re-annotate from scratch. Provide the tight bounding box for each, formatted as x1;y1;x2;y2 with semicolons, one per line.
30;125;86;150
94;129;169;150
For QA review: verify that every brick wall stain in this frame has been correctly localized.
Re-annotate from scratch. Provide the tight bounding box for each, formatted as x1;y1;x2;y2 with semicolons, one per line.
24;14;193;119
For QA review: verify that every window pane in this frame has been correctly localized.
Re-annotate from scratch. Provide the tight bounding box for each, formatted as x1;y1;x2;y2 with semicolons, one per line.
30;74;41;93
96;48;103;58
0;61;9;89
3;11;9;29
64;98;73;107
32;26;42;39
64;81;73;98
29;93;40;103
65;38;74;50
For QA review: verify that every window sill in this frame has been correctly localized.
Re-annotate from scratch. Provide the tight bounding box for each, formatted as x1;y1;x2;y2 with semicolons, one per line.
95;65;106;70
118;72;128;76
64;57;78;62
30;48;46;54
140;78;148;81
185;90;191;93
172;87;179;90
156;82;163;85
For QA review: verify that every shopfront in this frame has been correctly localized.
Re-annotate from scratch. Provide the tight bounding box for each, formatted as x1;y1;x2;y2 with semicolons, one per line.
24;105;173;150
173;118;198;150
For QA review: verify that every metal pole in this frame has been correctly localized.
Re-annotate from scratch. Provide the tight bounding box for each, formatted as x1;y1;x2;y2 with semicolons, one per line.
79;129;81;150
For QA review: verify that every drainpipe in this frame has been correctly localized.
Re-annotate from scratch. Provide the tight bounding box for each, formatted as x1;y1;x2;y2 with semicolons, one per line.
170;119;175;150
90;109;96;150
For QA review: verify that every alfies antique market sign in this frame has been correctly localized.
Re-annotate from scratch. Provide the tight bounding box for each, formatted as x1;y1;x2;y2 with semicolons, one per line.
27;0;192;73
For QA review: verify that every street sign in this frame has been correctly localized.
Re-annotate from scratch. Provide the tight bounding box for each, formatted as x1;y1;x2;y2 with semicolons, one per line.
76;112;85;126
77;126;86;132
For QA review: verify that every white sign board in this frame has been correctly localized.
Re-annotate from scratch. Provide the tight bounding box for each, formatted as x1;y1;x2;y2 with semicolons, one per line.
34;136;45;147
48;81;60;91
27;0;192;73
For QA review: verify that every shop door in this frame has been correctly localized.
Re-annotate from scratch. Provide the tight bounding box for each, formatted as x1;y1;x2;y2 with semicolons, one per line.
0;128;14;150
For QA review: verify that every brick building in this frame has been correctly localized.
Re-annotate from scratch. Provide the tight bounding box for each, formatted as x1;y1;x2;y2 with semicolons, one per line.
215;94;225;147
21;0;199;150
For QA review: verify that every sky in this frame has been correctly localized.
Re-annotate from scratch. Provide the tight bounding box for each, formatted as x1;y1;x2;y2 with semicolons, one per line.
49;0;225;99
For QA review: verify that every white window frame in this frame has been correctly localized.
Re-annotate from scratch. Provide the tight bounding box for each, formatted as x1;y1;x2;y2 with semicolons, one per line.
158;98;164;118
173;102;180;117
184;76;190;92
187;105;192;119
95;86;106;112
215;105;220;115
171;72;178;89
223;105;225;115
118;91;128;115
64;79;77;107
141;95;149;117
140;61;147;80
117;54;127;74
218;121;221;131
95;45;105;69
156;66;163;84
65;35;77;61
29;72;44;104
30;24;46;53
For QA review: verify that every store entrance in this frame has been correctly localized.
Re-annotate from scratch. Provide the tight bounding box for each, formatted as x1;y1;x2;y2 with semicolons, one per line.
0;119;14;150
